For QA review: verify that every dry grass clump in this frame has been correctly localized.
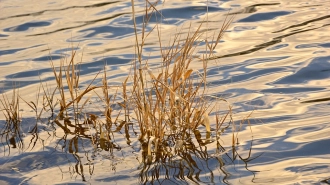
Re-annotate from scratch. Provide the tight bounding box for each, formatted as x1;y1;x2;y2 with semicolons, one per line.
128;0;238;164
49;48;103;120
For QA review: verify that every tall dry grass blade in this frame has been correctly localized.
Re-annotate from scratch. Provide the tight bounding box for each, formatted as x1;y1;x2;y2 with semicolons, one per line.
40;80;57;115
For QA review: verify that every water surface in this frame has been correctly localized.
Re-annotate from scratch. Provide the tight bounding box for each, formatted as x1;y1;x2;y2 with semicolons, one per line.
1;0;330;184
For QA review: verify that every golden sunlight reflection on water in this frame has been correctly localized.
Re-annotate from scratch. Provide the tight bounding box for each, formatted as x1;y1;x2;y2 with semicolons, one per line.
1;0;330;184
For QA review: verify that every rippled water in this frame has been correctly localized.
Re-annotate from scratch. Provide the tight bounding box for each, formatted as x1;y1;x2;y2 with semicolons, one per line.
1;0;330;184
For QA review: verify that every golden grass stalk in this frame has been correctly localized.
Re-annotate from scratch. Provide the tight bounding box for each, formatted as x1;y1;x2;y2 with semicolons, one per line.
40;81;57;116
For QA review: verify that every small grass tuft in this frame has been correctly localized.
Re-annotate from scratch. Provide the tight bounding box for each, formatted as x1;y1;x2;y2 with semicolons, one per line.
0;86;23;154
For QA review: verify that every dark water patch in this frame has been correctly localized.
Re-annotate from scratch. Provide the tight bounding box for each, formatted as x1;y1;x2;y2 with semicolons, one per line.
4;22;51;32
209;57;289;86
267;44;289;51
313;50;327;54
0;145;95;183
0;34;8;37
87;42;103;46
261;87;325;94
0;175;28;185
249;138;330;167
5;68;52;79
0;149;71;172
209;56;288;77
238;11;292;23
233;26;257;32
269;122;329;153
296;42;330;49
287;164;329;175
95;175;133;182
90;56;131;66
0;2;119;21
281;139;330;158
33;55;62;61
316;43;330;48
79;26;135;39
290;125;325;135
0;60;24;67
0;48;26;56
244;98;266;106
0;44;44;56
274;56;330;84
211;67;284;86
